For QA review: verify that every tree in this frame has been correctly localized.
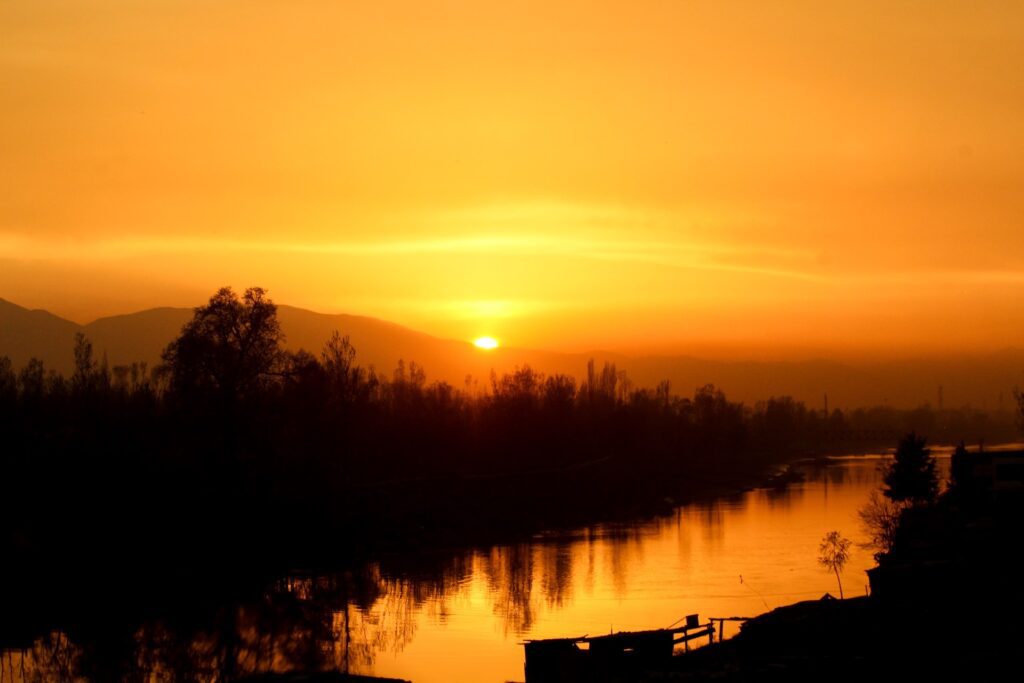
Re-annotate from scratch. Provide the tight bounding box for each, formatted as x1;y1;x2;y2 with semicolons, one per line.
72;332;95;393
161;286;284;403
18;358;45;400
818;530;852;599
1015;386;1024;433
948;440;971;494
0;356;15;402
857;490;904;560
321;331;366;404
883;431;938;505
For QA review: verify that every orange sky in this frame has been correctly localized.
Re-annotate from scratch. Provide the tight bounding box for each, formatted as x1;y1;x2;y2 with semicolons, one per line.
2;1;1023;358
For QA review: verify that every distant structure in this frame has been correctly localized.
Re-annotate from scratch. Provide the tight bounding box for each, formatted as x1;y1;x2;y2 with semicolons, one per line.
960;449;1024;498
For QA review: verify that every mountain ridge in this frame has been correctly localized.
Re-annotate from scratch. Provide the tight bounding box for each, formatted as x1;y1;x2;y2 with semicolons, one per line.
2;296;1022;410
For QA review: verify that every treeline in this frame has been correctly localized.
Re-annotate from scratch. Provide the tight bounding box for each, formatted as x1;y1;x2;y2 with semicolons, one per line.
0;288;1017;574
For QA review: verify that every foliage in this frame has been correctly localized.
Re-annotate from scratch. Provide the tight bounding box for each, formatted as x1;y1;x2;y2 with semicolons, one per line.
1015;386;1024;433
948;440;970;493
857;490;905;560
818;530;852;599
160;286;284;402
883;431;938;505
1;287;1013;580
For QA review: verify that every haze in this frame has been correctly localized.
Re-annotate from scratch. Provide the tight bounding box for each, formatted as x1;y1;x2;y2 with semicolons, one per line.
2;1;1023;359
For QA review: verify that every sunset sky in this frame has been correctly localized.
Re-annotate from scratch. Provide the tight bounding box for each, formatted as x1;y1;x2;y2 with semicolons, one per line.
2;1;1023;358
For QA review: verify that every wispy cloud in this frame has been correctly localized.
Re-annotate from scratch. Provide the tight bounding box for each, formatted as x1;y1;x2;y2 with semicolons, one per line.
5;227;1022;291
0;230;822;281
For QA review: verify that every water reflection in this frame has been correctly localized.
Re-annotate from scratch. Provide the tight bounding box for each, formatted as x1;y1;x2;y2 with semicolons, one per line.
483;544;535;636
1;455;949;683
2;571;383;682
539;542;573;609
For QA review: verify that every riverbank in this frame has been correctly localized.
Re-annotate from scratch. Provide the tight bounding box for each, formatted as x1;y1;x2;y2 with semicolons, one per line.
635;453;1024;682
662;583;1021;681
663;594;1004;681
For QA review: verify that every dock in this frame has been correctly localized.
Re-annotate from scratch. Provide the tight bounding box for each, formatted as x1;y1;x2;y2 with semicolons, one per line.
523;614;743;683
236;673;411;683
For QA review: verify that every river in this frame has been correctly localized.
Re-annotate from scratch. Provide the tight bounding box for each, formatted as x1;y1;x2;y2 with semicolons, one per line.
2;451;957;682
366;453;939;682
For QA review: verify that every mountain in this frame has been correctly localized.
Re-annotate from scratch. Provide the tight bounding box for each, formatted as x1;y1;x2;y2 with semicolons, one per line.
0;297;478;381
0;298;83;373
1;297;1022;410
83;307;193;373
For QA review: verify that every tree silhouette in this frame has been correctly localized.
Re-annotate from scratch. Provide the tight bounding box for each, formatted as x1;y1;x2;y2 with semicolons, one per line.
161;286;284;403
883;431;938;505
857;490;903;560
163;286;284;395
0;356;16;403
1015;386;1024;433
948;440;971;494
18;357;45;400
72;332;95;394
321;331;362;399
818;530;852;599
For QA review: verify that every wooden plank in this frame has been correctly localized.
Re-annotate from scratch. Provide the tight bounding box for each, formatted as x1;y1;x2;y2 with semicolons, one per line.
672;627;714;644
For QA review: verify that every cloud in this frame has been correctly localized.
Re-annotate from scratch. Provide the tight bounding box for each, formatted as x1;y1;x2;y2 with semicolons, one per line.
0;228;827;281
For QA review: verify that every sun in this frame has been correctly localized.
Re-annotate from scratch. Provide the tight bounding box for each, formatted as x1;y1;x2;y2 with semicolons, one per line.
473;336;499;350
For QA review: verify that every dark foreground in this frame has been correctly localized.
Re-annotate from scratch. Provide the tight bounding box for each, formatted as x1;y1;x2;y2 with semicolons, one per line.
668;594;1011;681
239;675;410;683
524;592;1021;682
544;460;1024;683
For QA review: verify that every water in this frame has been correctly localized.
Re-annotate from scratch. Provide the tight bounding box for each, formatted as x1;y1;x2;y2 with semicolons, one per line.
1;452;954;682
368;454;911;682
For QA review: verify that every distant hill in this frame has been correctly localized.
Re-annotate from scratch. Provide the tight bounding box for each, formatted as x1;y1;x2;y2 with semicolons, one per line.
0;298;83;374
2;296;1023;410
0;297;480;382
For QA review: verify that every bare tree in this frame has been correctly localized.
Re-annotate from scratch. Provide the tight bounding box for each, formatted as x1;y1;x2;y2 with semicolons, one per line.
858;491;904;560
72;332;95;394
818;530;852;599
322;331;363;402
